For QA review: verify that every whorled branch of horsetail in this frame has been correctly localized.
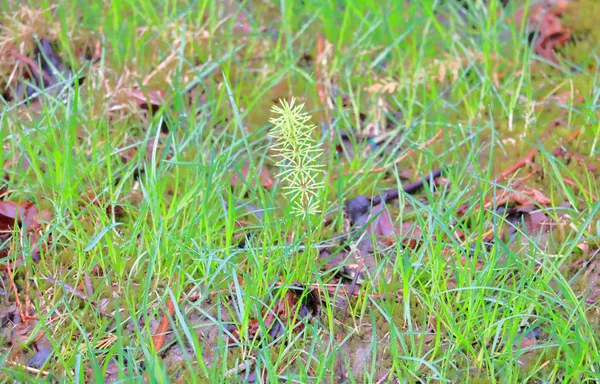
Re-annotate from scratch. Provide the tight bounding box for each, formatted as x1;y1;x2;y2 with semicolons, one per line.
268;98;324;219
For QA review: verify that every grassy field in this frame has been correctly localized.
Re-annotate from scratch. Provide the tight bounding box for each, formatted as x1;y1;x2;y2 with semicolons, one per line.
1;0;600;382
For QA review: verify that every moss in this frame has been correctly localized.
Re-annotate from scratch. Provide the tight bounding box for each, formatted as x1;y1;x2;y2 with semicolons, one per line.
471;376;495;384
559;0;600;63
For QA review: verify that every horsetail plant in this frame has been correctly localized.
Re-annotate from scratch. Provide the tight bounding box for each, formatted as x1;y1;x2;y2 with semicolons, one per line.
269;98;324;220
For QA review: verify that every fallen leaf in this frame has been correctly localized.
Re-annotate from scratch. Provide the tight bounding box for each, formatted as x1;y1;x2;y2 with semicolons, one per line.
0;201;27;231
3;153;31;174
220;0;252;34
515;3;570;64
104;359;121;383
514;327;542;352
0;200;52;260
12;38;83;100
344;195;372;227
28;337;52;369
534;8;570;63
123;89;165;113
11;322;32;347
0;201;49;230
398;221;423;249
121;88;170;133
348;202;423;250
485;184;552;211
229;167;274;189
371;204;395;239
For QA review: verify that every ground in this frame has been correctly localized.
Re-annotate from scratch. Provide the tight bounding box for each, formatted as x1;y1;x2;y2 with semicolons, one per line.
1;0;600;383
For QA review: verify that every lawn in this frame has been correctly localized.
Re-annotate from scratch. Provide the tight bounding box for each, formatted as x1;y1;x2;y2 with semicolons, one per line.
1;0;600;382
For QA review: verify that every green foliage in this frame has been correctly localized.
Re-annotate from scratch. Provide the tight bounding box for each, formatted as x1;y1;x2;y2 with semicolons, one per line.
1;0;600;382
269;98;324;219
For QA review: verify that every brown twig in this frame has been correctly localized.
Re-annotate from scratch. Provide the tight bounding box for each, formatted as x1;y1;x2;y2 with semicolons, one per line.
337;128;443;179
500;146;539;180
6;259;27;325
500;119;565;180
562;177;599;202
151;280;180;352
516;170;538;183
142;282;181;383
567;128;581;143
552;146;598;174
151;298;176;352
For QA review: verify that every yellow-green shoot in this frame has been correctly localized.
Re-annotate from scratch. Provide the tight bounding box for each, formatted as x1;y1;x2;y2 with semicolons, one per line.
269;98;324;220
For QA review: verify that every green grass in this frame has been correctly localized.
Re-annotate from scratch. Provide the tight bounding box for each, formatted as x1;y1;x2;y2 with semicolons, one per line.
1;0;600;382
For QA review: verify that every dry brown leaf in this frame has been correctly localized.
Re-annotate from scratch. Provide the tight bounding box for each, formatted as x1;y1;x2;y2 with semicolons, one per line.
229;167;274;189
123;89;166;113
490;184;552;209
515;2;571;64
